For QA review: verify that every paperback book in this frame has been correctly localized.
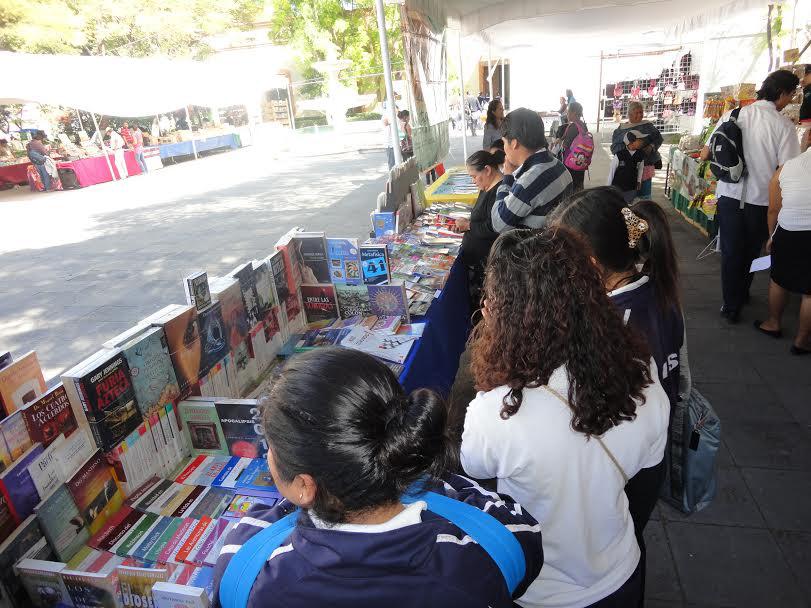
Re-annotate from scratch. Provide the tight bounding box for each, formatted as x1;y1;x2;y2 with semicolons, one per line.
0;410;34;462
214;400;266;459
15;558;72;608
230;262;261;328
293;232;331;284
21;383;79;447
371;211;396;237
360;245;391;285
0;515;52;608
178;401;228;457
147;305;203;395
368;284;410;324
66;450;124;535
118;564;172;608
300;284;340;328
183;271;212;312
0;443;45;523
326;238;362;285
208;276;250;351
61;568;119;608
0;351;47;417
34;483;89;562
197;302;230;378
340;326;418;365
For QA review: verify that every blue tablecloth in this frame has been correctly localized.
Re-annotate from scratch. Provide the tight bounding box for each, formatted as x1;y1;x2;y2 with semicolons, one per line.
159;134;241;159
400;259;470;397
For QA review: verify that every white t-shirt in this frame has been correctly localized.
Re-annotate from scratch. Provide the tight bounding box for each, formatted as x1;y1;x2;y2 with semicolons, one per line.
461;361;670;608
777;148;811;231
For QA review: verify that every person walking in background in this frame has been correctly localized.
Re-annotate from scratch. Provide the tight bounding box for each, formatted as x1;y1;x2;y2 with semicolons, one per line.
700;69;801;324
106;126;128;179
131;124;147;174
491;108;573;232
398;110;413;161
482;99;505;150
461;228;670;608
611;101;662;200
755;129;811;355
559;101;590;191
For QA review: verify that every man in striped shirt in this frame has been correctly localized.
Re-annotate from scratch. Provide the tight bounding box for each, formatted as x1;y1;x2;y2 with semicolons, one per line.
492;108;573;232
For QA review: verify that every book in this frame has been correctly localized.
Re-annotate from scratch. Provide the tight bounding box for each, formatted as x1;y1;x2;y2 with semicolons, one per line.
0;410;33;462
368;284;410;324
0;434;10;475
235;459;276;494
251;259;277;320
360;245;391;285
61;350;143;452
370;315;402;335
0;491;17;542
118;564;171;608
105;325;180;419
26;435;66;499
178;401;227;456
21;383;79;448
151;581;210;608
0;515;50;607
61;568;119;608
34;484;89;562
340;326;418;364
185;487;231;520
148;305;202;395
300;284;340;328
293;232;331;284
15;558;72;607
232;342;258;397
214;400;266;459
230;261;262;328
87;505;139;552
326;238;362;285
0;352;12;371
208;276;250;351
197;302;230;378
371;211;396;237
0;351;47;417
66;450;124;535
275;228;305;291
0;443;45;523
183;271;212;312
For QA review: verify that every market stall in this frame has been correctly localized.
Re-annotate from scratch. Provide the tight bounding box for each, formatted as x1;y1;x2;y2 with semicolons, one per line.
424;167;478;205
665;147;718;237
158;132;241;161
57;149;143;187
0;161;31;186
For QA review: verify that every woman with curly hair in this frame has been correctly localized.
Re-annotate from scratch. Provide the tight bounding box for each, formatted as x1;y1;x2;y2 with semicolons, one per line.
461;228;670;608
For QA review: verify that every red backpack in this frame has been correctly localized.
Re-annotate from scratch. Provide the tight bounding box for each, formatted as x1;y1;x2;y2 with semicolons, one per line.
562;122;594;172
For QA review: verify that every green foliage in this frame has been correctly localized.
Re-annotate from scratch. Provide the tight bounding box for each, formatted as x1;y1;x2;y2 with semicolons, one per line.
0;0;264;58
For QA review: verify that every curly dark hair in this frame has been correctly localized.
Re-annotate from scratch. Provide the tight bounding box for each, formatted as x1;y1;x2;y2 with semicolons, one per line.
470;227;653;436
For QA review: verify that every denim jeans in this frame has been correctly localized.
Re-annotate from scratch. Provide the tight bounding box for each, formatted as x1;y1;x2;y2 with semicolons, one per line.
134;149;147;173
28;151;51;190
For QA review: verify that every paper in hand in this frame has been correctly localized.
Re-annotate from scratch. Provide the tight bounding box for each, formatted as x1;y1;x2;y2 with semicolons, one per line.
750;255;771;273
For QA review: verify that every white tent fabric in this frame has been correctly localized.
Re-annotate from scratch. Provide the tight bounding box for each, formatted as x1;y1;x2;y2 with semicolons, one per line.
0;52;288;116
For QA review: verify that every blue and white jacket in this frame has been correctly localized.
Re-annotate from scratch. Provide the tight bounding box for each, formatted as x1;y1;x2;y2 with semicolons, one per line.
212;474;543;608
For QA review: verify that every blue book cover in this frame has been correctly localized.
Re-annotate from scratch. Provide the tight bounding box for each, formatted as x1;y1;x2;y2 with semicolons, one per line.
368;284;411;324
132;515;174;561
119;326;181;419
326;238;362;286
211;457;242;488
360;245;390;285
371;212;396;237
0;443;44;522
235;459;276;492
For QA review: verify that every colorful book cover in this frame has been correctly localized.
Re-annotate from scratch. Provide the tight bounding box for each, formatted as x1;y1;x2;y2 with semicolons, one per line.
326;238;362;285
21;383;79;447
154;306;203;395
197;302;230;378
61;568;119;608
214;401;266;459
334;284;372;319
170;485;206;517
187;487;231;521
0;443;45;522
370;315;402;335
151;581;210;608
368;284;411;324
340;326;418;365
145;483;187;516
210;458;251;490
188;458;232;488
87;505;138;551
34;483;89;562
130;515;173;560
293;232;331;284
183;271;212;312
118;564;171;608
300;284;340;329
178;401;228;457
230;262;261;328
144;517;183;564
115;511;158;557
208;276;250;351
159;486;197;517
205;520;236;567
157;518;196;564
16;557;72;608
0;515;48;607
66;450;124;536
130;478;173;512
251;259;277;319
0;410;33;462
117;326;180;419
235;459;277;493
175;517;212;564
0;351;47;417
360;245;391;285
124;477;162;507
275;229;305;292
371;211;396;237
66;546;98;571
232;341;258;397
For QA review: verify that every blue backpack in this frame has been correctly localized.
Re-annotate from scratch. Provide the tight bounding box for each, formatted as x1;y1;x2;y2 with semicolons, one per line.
219;489;527;608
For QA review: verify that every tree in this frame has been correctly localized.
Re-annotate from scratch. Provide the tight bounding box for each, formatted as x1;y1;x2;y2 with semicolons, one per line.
0;0;265;58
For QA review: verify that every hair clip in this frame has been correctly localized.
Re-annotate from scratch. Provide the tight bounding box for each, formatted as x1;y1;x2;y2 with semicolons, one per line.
621;207;649;248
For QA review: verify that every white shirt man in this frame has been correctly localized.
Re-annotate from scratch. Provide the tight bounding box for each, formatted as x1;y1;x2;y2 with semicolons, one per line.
107;129;128;179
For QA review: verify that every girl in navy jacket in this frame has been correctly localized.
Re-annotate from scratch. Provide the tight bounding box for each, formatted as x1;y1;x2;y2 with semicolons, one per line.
212;348;543;608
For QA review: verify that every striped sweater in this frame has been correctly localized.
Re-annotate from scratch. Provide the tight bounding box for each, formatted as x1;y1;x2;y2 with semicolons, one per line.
491;149;573;232
212;474;543;608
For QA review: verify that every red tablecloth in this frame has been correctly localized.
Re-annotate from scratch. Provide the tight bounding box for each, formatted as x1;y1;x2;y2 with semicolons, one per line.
0;162;32;186
58;150;142;187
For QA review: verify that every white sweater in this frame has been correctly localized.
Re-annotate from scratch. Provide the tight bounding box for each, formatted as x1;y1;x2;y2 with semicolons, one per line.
461;361;670;608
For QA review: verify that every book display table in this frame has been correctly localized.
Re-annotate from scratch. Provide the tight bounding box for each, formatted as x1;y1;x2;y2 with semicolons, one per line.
58;150;144;186
665;147;718;238
0;162;32;186
424;167;478;205
158;133;241;161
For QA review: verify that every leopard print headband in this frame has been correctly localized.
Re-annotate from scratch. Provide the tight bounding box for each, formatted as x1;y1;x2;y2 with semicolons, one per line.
621;207;649;249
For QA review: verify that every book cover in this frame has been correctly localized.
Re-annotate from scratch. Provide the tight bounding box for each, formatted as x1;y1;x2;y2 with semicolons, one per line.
15;557;72;608
251;259;277;319
87;506;139;552
235;459;276;493
55;429;94;482
118;565;171;608
360;245;391;285
275;228;305;292
371;211;396;237
114;511;158;557
197;302;229;378
174;517;212;564
129;478;173;512
204;521;236;567
214;400;266;459
0;443;45;522
340;326;418;365
26;436;65;499
144;518;183;564
0;410;33;462
153;306;202;395
230;262;261;328
116;326;180;419
0;491;16;542
124;477;162;507
183;271;212;312
151;581;210;608
0;515;47;607
326;238;362;285
156;518;195;564
178;401;228;457
0;434;10;475
368;284;411;324
0;351;47;417
186;487;231;520
21;383;79;448
34;484;88;562
208;276;249;351
293;232;331;284
370;315;402;335
66;450;124;535
188;458;231;488
61;568;119;608
232;341;258;397
300;284;340;329
170;485;206;516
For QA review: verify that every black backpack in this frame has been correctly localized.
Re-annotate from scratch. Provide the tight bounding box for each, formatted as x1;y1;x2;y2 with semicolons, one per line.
707;107;746;183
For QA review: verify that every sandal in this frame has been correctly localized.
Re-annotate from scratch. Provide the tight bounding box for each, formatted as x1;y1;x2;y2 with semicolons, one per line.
790;344;811;356
753;320;782;339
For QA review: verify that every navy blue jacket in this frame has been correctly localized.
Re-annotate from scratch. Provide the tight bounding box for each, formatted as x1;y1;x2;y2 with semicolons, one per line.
212;474;543;608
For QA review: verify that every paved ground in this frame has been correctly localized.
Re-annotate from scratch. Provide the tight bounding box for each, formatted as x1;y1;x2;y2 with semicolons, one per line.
1;132;808;606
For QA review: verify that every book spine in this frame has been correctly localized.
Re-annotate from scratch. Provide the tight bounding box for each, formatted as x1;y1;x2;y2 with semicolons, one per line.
0;481;20;524
73;378;91;414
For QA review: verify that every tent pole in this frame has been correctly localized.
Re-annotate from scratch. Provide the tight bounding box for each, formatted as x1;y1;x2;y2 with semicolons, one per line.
286;83;297;130
596;51;604;133
374;0;403;165
75;109;83;133
186;106;198;159
488;46;493;99
458;30;468;160
90;112;117;181
501;60;506;106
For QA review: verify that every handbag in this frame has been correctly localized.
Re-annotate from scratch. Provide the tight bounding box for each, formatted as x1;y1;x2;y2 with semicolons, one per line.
660;387;720;514
219;487;527;608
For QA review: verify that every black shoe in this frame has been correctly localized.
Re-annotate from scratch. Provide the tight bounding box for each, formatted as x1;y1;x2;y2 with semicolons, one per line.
790;344;811;356
720;306;740;324
753;320;782;339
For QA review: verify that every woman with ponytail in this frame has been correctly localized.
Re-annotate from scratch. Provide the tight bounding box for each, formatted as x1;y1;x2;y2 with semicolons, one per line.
213;348;543;608
461;228;669;608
